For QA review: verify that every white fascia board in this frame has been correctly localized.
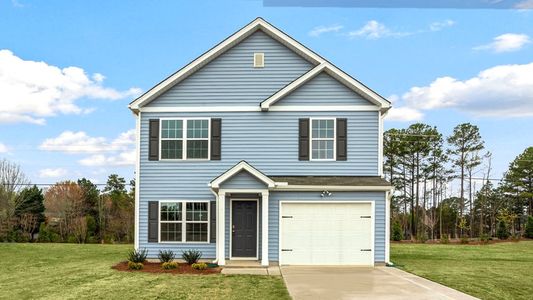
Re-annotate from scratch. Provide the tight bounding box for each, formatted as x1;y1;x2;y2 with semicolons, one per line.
261;63;391;111
272;185;393;192
139;105;379;113
129;18;323;111
209;161;275;188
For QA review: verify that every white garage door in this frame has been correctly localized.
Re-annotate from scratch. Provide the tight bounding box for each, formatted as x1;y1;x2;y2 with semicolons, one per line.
280;202;373;266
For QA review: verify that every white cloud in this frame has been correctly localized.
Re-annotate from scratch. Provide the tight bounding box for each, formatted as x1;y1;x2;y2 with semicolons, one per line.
0;50;142;125
429;20;455;31
385;106;424;122
38;168;67;178
348;20;411;39
514;0;533;9
401;62;533;117
40;129;136;167
473;33;531;53
309;25;344;37
78;150;136;167
40;129;135;153
0;143;8;153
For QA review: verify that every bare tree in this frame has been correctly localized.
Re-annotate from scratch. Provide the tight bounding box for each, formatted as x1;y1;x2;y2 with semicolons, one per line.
44;182;84;241
0;159;29;236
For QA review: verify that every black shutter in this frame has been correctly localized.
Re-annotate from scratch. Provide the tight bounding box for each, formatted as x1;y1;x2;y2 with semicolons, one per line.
148;201;158;242
148;119;159;161
211;118;222;160
210;201;216;243
299;118;310;161
336;118;347;161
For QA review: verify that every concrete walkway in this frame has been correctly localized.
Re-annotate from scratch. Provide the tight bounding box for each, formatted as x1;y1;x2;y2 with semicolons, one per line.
221;266;281;276
281;266;479;300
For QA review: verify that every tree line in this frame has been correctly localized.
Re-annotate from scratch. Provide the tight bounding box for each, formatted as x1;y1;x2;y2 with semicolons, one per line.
385;122;533;241
0;158;134;243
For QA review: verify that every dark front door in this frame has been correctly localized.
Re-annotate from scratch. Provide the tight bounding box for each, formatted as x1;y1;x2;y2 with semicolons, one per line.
232;200;257;258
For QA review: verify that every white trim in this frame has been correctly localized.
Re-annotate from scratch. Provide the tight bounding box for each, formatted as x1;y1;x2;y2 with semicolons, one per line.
272;185;393;192
217;193;226;265
210;161;275;188
378;112;384;177
159;118;211;161
309;117;336;161
261;191;269;266
278;200;375;266
139;105;380;113
134;112;141;250
260;63;391;111
157;200;210;244
129;18;390;112
385;191;391;264
254;52;264;68
229;198;260;260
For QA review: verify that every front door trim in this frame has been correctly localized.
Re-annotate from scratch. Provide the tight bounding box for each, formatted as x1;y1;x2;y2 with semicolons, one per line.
230;198;259;260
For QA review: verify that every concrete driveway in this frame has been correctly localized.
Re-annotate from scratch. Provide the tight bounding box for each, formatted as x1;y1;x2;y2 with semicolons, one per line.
281;266;479;300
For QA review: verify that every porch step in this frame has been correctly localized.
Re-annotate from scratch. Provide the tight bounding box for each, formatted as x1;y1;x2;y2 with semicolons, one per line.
224;260;265;268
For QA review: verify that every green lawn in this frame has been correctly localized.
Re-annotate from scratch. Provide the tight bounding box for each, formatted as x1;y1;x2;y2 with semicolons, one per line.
391;241;533;300
0;243;289;300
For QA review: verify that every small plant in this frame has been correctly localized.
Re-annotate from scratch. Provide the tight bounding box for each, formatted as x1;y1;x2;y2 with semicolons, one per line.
510;233;521;242
182;250;202;264
158;250;176;263
128;261;144;270
460;236;469;244
127;248;148;263
480;234;490;244
525;216;533;239
496;220;510;240
440;234;450;244
416;232;428;244
162;261;178;270
391;222;403;241
192;262;207;270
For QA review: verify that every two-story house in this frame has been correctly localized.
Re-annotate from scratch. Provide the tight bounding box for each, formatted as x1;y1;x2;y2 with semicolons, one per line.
129;18;392;267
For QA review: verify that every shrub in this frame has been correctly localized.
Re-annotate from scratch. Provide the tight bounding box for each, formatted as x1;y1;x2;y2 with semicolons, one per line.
511;233;521;242
480;234;490;244
440;234;450;244
496;220;510;240
460;236;469;244
67;235;78;243
192;262;207;270
127;248;148;263
182;250;202;264
37;224;60;243
128;261;143;270
416;232;428;244
158;250;175;263
161;262;178;270
391;222;403;241
525;216;533;239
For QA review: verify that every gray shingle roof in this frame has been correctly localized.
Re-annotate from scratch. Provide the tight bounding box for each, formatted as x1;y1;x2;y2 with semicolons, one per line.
269;176;391;186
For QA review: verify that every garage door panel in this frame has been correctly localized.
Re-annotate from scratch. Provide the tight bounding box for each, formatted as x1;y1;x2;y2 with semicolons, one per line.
280;202;373;266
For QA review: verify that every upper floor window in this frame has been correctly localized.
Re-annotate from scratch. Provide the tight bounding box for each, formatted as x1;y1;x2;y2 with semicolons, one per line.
310;118;335;160
160;118;210;160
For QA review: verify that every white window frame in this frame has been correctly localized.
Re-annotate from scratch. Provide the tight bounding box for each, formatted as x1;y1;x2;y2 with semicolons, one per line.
159;118;211;161
158;200;210;244
309;117;336;161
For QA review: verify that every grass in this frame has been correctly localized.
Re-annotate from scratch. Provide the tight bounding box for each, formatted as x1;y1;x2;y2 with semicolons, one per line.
391;241;533;300
0;243;290;300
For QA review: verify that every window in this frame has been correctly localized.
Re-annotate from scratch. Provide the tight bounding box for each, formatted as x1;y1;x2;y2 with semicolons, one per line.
159;201;209;243
254;53;264;68
311;118;335;160
160;118;210;160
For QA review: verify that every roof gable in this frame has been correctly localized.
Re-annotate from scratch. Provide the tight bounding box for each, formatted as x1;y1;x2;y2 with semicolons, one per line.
209;161;275;189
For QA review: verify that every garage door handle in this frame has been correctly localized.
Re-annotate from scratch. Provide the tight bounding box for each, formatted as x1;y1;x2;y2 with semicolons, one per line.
281;249;293;252
282;216;293;218
360;249;372;252
360;216;371;218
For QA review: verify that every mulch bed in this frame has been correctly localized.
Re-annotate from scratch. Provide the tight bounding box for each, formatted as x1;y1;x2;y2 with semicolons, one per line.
112;261;221;275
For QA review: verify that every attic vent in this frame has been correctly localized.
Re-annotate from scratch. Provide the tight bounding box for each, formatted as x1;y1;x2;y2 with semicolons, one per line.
254;53;264;68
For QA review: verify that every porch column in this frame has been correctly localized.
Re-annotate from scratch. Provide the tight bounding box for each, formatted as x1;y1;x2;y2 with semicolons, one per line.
261;191;269;266
217;192;226;266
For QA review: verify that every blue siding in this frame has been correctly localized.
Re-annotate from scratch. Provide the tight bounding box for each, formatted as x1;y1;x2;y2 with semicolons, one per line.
277;72;373;106
219;170;267;189
138;111;380;257
149;30;314;107
268;191;386;263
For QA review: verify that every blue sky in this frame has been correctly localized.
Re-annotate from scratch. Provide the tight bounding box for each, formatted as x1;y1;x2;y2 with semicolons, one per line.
0;0;532;187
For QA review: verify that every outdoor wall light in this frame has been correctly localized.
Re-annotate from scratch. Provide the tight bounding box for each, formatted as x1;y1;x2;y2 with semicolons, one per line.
320;190;332;197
